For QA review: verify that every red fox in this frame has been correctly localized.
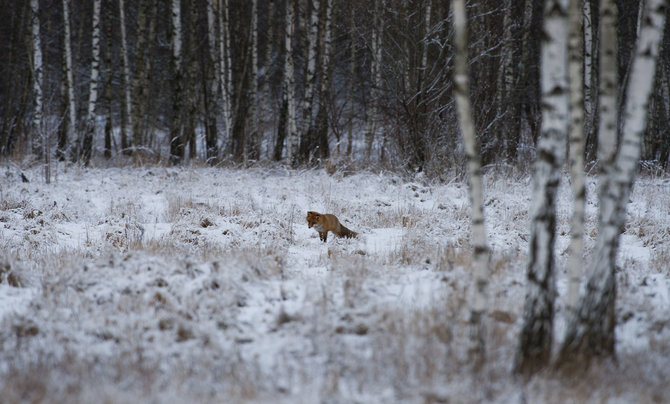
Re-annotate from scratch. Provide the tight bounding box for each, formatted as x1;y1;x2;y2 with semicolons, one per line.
306;211;358;242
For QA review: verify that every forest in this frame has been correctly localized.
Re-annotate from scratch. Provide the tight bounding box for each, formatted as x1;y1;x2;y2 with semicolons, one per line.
1;0;669;173
1;0;670;402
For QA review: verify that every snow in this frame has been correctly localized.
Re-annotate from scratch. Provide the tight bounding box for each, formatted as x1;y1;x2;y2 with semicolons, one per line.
1;165;669;402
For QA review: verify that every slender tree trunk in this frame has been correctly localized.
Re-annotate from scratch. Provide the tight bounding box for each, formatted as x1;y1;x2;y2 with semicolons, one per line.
81;0;102;165
558;0;666;368
452;0;490;370
132;0;148;151
347;7;355;157
514;0;569;376
58;0;76;161
284;0;299;166
519;0;543;149
169;0;184;164
118;0;132;156
218;0;234;148
566;0;586;313
30;0;48;182
583;0;600;163
298;0;320;162
248;0;261;160
263;0;275;141
103;8;113;160
204;0;219;163
364;0;384;159
495;0;519;162
315;0;334;161
184;0;199;162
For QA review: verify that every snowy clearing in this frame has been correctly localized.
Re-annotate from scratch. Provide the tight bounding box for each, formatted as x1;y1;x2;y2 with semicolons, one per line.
1;165;669;403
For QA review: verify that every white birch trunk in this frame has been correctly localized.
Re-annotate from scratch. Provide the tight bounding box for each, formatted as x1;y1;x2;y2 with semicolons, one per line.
30;0;48;182
60;0;76;161
559;0;666;365
249;0;261;160
566;0;586;313
169;0;184;163
364;0;384;159
218;0;233;141
284;0;299;165
119;0;133;155
81;0;102;164
515;0;569;376
452;0;490;369
314;0;333;159
301;0;320;138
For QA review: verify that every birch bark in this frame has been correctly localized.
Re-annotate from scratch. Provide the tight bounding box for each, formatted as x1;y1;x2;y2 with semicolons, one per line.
299;0;320;162
218;0;233;143
81;0;102;165
59;0;76;161
30;0;48;182
119;0;133;155
566;0;586;313
558;0;666;366
249;0;261;160
314;0;333;160
452;0;490;369
284;0;299;165
364;0;384;159
168;0;184;164
514;0;569;376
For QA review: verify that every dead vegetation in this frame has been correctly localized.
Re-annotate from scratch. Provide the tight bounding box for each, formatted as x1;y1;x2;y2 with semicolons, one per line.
0;166;668;402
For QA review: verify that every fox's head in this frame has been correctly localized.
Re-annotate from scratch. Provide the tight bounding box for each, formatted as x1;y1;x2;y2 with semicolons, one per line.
306;211;320;228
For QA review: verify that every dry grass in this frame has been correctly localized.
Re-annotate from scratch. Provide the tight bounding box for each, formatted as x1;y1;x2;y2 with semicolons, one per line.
1;165;668;403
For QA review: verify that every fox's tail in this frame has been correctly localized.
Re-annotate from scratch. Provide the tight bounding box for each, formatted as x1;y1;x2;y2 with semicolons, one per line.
339;224;358;239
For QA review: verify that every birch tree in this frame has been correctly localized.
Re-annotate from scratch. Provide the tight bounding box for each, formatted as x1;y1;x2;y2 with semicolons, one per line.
118;0;133;155
58;0;76;162
284;0;299;165
248;0;261;160
364;0;384;159
30;0;48;182
557;0;667;366
183;0;199;161
514;0;569;376
103;9;113;159
203;0;219;163
452;0;490;368
314;0;334;160
298;0;320;162
80;0;102;165
218;0;233;144
168;0;184;164
566;0;586;313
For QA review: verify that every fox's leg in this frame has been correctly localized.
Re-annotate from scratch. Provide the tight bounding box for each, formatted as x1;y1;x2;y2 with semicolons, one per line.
320;231;327;242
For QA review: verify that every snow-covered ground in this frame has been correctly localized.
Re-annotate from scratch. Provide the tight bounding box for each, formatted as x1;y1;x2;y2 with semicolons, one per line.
1;164;669;403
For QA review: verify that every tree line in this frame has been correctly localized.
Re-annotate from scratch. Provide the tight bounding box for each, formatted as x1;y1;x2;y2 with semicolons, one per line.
2;0;670;175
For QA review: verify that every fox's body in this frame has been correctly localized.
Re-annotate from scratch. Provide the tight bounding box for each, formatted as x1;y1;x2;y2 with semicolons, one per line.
306;211;358;242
